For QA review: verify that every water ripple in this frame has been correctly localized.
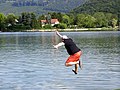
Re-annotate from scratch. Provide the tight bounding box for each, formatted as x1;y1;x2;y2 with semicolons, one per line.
0;32;120;90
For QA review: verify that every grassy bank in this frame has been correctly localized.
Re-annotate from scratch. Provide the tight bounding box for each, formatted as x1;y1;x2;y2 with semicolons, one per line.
26;27;119;32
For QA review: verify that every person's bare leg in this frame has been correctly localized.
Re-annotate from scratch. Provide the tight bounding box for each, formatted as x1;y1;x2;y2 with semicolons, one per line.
65;62;80;74
72;64;78;74
75;63;79;73
65;63;72;67
65;61;79;67
79;60;82;70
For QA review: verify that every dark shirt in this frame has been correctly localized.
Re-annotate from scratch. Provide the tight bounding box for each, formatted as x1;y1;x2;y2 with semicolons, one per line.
63;38;81;55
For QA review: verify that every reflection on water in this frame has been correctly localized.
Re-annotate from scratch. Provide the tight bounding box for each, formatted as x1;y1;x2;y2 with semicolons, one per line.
0;31;120;90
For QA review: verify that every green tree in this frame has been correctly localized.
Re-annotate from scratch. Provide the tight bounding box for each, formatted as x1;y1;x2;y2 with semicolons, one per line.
0;13;6;31
56;12;63;22
46;13;51;24
21;12;31;26
20;12;40;29
105;13;113;26
76;14;85;27
66;13;77;28
111;18;117;28
59;23;67;29
105;13;118;27
51;12;62;22
69;14;75;25
38;14;46;28
31;13;40;29
62;14;70;26
93;12;108;27
51;12;58;19
83;14;96;28
6;13;18;31
44;24;52;29
38;14;46;20
6;13;16;26
76;14;96;28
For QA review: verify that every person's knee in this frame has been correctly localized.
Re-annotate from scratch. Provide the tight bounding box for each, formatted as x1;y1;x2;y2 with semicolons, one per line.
65;63;68;67
65;63;72;67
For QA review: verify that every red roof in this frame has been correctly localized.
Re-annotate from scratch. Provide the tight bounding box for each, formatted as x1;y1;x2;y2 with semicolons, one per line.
41;20;47;23
51;19;59;23
41;19;59;23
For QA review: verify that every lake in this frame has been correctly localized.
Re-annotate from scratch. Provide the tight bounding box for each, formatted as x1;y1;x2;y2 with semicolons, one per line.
0;31;120;90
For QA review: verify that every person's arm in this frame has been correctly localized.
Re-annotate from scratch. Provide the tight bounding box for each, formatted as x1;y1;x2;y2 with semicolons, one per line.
56;31;63;38
53;42;65;49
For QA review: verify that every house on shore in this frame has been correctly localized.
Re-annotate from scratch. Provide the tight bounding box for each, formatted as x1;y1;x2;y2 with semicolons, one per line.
41;19;59;27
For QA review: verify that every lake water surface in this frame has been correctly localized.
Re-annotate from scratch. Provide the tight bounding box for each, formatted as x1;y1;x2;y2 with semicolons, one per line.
0;31;120;90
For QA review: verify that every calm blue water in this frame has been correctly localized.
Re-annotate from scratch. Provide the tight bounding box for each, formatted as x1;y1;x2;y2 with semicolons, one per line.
0;31;120;90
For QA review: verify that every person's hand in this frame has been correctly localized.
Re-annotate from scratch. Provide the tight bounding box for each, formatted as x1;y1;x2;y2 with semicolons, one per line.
55;30;59;35
53;45;58;49
55;30;63;38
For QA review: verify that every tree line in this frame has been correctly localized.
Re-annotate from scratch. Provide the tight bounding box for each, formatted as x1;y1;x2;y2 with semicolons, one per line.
0;12;118;32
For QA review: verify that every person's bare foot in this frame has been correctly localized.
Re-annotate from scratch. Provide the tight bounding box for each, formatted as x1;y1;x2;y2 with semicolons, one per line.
72;69;77;74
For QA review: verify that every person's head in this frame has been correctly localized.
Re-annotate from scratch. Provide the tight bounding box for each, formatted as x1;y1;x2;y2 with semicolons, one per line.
62;35;68;40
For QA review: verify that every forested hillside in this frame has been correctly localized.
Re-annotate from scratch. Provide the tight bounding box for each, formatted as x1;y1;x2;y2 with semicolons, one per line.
72;0;120;15
0;0;86;15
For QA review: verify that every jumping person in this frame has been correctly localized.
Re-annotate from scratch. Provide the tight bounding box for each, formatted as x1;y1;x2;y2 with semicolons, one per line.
53;31;82;74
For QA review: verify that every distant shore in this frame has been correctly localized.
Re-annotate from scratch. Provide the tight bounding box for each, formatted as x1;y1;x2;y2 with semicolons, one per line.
26;28;119;32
